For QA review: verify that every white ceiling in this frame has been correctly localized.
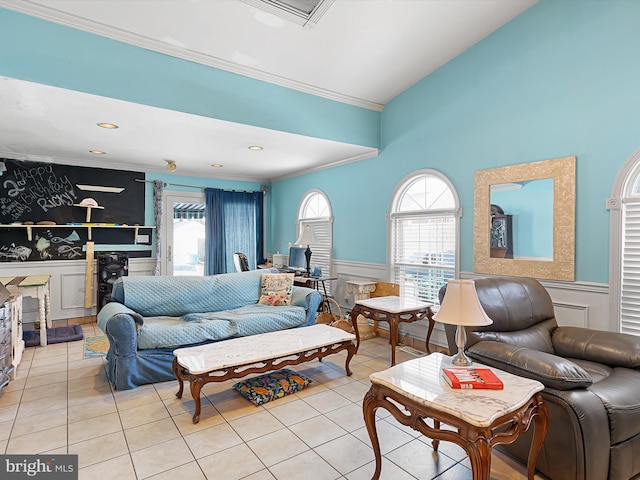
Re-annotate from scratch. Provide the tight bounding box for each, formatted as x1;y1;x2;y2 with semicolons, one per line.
0;0;536;182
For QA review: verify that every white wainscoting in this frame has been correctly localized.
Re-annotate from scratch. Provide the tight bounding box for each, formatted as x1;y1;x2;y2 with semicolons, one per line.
0;258;155;323
331;260;612;349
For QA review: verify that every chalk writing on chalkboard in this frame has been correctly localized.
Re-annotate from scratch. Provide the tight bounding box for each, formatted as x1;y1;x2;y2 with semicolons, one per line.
1;163;77;222
0;158;144;226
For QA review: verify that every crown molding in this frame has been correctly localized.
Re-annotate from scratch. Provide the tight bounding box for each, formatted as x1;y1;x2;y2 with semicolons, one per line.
0;1;384;112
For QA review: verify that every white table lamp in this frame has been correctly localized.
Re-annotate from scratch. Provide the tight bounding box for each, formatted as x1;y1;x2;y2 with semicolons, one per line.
295;225;318;277
433;279;493;366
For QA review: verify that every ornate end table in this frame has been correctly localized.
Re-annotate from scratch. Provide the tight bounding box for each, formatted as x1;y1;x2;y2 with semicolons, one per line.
350;295;433;364
363;352;549;480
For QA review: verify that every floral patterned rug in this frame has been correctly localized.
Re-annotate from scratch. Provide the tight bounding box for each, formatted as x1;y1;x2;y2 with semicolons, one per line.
84;335;109;357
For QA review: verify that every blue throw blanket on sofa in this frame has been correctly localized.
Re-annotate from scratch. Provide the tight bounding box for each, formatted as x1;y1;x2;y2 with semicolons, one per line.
97;269;322;389
137;304;307;349
104;269;310;349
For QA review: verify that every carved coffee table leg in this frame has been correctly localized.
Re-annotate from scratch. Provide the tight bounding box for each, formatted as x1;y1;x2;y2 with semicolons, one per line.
363;387;382;480
432;419;440;451
189;375;205;424
344;342;356;376
466;436;492;480
350;305;362;351
172;358;184;399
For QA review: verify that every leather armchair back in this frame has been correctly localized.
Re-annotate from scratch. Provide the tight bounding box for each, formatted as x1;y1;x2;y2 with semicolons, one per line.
441;276;558;353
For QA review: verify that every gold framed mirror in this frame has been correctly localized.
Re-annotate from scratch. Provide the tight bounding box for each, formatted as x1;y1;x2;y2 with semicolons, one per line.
474;156;576;281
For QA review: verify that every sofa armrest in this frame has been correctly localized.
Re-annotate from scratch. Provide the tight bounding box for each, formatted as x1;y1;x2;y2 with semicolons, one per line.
291;286;322;326
468;341;593;390
97;302;144;357
97;302;143;332
291;286;314;309
552;326;640;368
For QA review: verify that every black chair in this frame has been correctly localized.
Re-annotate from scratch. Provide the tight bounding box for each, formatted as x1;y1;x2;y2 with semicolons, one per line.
233;253;250;272
439;276;640;480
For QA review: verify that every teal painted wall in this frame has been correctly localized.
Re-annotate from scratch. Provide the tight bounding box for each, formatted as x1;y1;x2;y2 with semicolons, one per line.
0;8;380;149
272;0;640;283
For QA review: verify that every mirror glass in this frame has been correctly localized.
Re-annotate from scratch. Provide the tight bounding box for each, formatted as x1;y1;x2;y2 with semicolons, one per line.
474;156;575;281
490;178;554;260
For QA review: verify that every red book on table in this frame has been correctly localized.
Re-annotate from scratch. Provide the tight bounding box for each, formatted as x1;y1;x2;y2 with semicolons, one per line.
442;367;504;390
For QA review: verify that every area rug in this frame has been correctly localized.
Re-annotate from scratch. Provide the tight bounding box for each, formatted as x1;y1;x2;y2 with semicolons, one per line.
84;335;109;358
23;325;84;347
233;369;312;406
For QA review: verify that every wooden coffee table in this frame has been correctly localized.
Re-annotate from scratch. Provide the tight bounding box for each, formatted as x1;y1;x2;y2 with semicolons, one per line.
350;295;433;364
173;324;356;423
363;353;549;480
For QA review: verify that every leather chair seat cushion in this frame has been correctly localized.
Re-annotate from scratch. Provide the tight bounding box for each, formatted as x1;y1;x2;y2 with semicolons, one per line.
570;358;613;384
587;367;640;445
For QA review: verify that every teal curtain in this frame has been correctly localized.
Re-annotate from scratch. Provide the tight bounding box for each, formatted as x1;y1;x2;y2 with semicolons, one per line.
205;188;264;275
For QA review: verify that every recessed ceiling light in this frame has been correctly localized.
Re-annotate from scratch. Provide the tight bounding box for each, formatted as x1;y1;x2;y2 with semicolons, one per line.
97;122;118;129
89;150;106;154
248;145;263;151
211;164;224;168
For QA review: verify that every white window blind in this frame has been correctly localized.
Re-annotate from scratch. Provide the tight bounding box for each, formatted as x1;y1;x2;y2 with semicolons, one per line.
300;219;331;282
390;172;459;305
621;200;640;335
298;190;333;295
391;212;455;304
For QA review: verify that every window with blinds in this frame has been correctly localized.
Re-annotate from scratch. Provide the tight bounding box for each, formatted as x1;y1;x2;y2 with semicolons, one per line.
390;172;459;305
621;200;640;335
298;191;332;294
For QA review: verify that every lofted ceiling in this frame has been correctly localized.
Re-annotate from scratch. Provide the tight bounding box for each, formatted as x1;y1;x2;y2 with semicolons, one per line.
0;0;537;182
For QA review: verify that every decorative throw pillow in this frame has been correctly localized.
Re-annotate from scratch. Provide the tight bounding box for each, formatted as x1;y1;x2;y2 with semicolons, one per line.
258;273;294;306
233;369;312;406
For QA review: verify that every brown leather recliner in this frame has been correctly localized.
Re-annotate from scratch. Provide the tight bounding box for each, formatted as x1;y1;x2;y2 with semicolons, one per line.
439;276;640;480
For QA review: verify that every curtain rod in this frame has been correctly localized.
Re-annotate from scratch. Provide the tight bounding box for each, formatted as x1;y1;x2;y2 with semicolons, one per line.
135;178;265;194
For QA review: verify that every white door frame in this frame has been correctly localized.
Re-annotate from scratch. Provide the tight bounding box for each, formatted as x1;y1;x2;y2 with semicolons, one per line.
161;190;205;276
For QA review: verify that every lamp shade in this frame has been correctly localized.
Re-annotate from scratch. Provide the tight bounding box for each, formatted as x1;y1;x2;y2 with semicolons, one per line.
295;225;317;246
433;279;493;327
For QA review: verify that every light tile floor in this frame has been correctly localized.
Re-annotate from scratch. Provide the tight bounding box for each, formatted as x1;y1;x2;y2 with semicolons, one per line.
0;323;547;480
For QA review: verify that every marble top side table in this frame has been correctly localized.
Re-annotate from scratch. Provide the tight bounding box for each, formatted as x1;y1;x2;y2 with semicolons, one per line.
363;352;549;480
350;295;433;364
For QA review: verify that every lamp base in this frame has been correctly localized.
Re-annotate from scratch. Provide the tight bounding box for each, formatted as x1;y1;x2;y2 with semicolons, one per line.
304;245;312;277
450;350;473;366
451;324;473;366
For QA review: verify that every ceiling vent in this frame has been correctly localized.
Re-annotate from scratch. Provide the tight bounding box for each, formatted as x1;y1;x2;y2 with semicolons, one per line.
240;0;335;28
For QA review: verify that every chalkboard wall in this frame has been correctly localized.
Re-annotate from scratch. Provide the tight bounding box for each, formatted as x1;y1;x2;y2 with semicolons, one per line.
0;158;148;262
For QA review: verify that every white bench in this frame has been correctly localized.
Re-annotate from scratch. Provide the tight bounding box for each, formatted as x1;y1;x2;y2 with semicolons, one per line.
173;324;356;423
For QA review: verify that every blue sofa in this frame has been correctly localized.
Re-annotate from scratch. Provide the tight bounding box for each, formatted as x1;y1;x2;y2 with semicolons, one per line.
97;269;322;390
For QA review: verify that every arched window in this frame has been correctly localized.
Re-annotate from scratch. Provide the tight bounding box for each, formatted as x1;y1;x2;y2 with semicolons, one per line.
609;148;640;334
297;190;333;283
389;170;461;304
